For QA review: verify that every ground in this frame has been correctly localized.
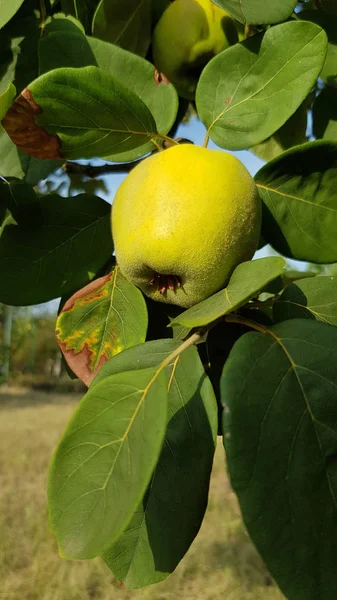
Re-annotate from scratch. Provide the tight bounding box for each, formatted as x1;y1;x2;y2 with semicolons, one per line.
0;387;284;600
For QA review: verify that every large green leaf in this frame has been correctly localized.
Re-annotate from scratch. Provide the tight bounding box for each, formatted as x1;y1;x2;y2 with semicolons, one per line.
87;38;178;160
48;365;168;559
0;179;40;224
92;0;151;57
2;66;158;160
274;276;337;326
38;13;92;73
38;31;96;73
60;0;100;32
39;32;178;161
256;140;337;263
300;10;337;85
251;101;308;162
0;14;39;96
0;83;15;123
196;21;327;151
0;129;62;183
313;86;337;142
0;193;113;305
203;321;249;409
44;12;85;34
0;0;25;28
56;266;148;386
170;257;285;329
92;339;217;588
0;11;58;179
212;0;297;24
0;130;24;179
221;319;337;600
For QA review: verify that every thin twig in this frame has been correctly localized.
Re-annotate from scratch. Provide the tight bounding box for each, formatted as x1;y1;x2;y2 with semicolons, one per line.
39;0;46;35
225;314;269;335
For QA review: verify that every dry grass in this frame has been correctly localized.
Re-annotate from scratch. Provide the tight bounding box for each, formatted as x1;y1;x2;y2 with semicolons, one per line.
0;388;284;600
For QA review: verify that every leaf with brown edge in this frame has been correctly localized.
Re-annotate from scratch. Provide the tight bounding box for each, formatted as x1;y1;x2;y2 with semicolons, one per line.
2;66;158;160
56;267;148;386
1;88;62;160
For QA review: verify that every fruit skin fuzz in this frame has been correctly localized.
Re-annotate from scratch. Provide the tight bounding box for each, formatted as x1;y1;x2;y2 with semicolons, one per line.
111;144;261;309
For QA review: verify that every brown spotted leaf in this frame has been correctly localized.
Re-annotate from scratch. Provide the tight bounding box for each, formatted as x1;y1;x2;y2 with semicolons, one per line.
56;266;148;385
2;88;62;160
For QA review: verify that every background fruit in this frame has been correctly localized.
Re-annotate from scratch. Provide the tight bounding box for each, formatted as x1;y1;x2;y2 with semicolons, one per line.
112;145;261;308
152;0;238;100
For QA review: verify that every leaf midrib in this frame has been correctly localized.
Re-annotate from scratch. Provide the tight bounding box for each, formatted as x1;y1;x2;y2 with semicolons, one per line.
208;27;323;134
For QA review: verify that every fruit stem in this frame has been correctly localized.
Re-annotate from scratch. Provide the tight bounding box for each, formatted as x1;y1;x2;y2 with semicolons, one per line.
203;131;210;148
153;134;180;147
151;138;163;152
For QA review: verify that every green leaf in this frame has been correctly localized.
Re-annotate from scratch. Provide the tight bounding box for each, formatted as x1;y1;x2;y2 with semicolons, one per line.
250;101;308;162
170;257;285;329
313;86;337;141
0;83;15;123
91;339;217;588
0;193;113;305
274;276;337;326
263;269;317;298
221;319;337;600
212;0;297;24
56;266;148;386
300;9;337;85
0;0;25;28
38;14;93;75
60;0;99;32
0;130;24;179
0;179;40;224
87;37;178;162
0;11;62;179
92;339;179;387
3;66;158;160
38;31;96;73
48;365;168;559
92;0;151;57
196;21;327;150
204;321;247;407
256;140;337;263
0;129;62;183
38;31;178;162
44;12;85;34
0;14;40;96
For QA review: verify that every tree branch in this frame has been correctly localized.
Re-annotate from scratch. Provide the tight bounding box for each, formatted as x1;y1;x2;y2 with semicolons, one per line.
63;139;193;178
63;160;143;178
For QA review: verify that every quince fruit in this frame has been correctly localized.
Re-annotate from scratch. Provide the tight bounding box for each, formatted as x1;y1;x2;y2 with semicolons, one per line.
111;145;261;308
152;0;238;100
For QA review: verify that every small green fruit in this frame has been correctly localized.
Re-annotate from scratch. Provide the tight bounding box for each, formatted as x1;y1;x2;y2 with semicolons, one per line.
152;0;238;100
111;145;261;309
